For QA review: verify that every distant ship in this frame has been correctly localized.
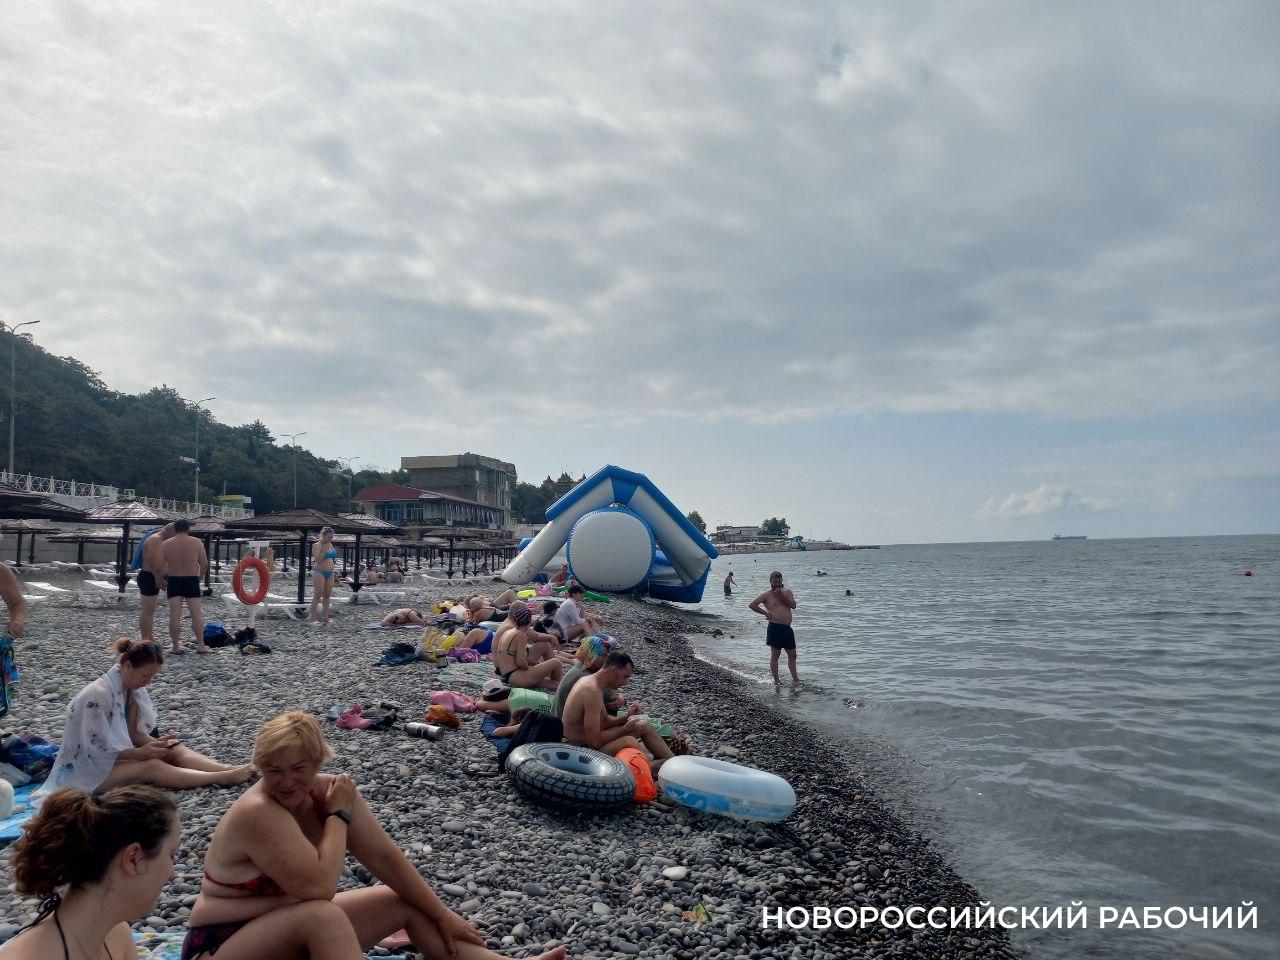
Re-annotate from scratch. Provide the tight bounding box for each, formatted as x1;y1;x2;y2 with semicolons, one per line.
1052;534;1087;541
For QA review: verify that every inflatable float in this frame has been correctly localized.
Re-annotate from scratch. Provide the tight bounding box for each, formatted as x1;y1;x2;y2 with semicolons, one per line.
506;743;635;813
658;755;796;823
502;465;719;603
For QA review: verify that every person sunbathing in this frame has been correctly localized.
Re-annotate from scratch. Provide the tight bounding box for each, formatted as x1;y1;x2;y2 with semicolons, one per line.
492;606;563;691
186;711;566;960
381;608;427;627
37;639;254;798
562;651;673;774
465;596;503;624
5;785;181;960
386;558;405;583
492;588;518;607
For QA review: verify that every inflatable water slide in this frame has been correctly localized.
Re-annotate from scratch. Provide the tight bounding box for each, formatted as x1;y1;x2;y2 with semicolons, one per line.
501;465;719;603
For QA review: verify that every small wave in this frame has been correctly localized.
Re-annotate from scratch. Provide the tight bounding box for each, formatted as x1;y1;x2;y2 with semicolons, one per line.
691;650;775;685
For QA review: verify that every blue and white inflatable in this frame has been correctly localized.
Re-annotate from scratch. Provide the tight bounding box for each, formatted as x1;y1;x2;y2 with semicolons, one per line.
502;465;719;603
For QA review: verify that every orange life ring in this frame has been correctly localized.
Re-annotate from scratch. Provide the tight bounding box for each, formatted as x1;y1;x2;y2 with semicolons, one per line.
233;555;270;605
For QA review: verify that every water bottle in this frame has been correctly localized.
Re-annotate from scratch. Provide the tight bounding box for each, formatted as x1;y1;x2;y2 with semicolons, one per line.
404;722;445;741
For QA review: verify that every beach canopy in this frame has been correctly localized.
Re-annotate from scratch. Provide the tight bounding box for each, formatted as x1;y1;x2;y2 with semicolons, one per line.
0;482;89;522
226;509;385;601
78;501;180;593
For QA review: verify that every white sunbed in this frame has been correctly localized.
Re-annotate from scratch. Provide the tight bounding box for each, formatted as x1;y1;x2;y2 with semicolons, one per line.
221;593;309;620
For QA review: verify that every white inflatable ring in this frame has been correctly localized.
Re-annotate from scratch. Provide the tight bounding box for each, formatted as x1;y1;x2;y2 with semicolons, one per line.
658;755;796;823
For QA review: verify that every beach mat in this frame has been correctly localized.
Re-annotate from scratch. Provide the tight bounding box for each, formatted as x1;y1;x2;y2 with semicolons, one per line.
441;660;497;689
361;623;422;631
0;784;39;843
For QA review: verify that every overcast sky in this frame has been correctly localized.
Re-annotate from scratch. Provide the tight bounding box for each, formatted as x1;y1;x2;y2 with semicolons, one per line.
3;1;1277;543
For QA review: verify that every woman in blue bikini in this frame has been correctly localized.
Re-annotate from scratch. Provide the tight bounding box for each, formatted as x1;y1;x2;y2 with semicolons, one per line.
309;527;338;626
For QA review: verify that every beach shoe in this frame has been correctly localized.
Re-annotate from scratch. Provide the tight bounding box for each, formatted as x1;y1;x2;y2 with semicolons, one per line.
379;930;412;949
326;704;356;721
337;707;375;730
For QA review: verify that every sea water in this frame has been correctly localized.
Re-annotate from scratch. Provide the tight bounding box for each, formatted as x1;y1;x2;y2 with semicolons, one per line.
688;536;1279;960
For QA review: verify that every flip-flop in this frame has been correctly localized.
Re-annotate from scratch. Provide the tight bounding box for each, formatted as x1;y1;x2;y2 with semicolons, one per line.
337;707;375;730
379;929;412;949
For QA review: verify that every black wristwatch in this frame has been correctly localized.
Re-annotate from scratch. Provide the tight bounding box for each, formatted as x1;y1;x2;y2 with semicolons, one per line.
326;809;352;824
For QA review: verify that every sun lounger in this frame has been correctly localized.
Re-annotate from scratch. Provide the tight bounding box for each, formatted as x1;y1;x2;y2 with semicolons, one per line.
221;593;309;620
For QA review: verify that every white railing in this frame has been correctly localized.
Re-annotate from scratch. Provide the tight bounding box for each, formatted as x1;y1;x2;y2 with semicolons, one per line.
0;471;253;519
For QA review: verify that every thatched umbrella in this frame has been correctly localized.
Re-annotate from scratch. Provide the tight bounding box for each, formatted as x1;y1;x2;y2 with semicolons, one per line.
225;509;378;603
82;501;181;594
0;518;60;567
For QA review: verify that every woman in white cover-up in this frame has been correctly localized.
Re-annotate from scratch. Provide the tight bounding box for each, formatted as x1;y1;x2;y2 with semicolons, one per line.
37;639;253;798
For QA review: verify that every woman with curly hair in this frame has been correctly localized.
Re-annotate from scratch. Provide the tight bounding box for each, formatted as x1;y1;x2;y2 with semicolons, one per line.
5;784;180;959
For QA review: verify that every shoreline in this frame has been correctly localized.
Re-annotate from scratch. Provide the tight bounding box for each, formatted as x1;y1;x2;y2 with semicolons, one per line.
0;591;1017;959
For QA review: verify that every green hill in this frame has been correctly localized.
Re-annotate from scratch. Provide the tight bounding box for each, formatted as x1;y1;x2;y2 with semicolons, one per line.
3;329;404;514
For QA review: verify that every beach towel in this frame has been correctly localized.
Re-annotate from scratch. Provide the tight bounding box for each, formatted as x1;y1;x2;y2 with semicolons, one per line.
441;659;496;689
0;783;39;843
362;623;422;631
445;647;481;664
429;691;476;713
0;635;18;717
374;642;419;666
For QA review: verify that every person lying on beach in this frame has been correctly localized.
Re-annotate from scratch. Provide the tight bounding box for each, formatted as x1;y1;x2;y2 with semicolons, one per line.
492;587;518;607
452;623;496;655
466;596;503;623
5;784;181;960
186;711;567;960
562;651;673;774
363;562;382;585
553;584;603;642
493;606;564;691
381;608;427;627
37;639;254;798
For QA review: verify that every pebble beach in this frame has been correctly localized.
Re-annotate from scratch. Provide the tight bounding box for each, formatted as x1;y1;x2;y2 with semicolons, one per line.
0;588;1019;960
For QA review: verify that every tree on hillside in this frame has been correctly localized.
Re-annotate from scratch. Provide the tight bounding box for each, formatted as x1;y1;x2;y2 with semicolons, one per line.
512;481;556;523
761;517;790;537
686;510;706;533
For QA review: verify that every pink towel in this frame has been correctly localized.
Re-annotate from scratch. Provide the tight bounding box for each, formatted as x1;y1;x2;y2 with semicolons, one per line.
429;690;476;713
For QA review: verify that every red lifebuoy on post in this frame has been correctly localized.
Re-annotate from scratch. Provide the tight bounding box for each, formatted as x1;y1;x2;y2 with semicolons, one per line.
233;556;270;605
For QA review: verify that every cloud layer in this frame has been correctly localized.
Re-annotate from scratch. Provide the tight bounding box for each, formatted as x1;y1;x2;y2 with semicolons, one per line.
979;484;1117;521
3;1;1278;444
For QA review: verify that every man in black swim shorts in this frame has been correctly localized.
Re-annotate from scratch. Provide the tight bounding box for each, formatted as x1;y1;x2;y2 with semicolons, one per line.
160;518;211;654
749;571;799;685
138;523;175;643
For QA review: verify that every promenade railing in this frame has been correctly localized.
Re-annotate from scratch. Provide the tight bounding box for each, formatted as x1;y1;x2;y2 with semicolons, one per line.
0;471;253;519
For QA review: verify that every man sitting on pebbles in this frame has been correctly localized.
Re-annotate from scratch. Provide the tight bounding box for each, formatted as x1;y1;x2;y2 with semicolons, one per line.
562;650;673;774
37;639;254;798
187;711;567;960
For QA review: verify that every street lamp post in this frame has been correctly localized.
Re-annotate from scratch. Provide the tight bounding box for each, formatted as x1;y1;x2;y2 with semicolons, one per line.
282;431;307;508
5;320;41;475
193;396;215;512
337;456;358;503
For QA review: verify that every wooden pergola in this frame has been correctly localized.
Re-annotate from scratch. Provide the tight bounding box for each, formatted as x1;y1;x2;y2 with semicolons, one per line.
224;509;382;603
81;501;180;594
1;519;60;568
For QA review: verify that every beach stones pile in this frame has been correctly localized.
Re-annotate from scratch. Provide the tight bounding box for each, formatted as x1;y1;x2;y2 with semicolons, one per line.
0;594;1018;959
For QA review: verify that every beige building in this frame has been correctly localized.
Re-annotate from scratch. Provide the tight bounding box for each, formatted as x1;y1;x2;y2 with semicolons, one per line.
401;453;516;527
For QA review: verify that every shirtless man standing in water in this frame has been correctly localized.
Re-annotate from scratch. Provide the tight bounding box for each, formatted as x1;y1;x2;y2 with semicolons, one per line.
160;519;210;654
749;570;799;685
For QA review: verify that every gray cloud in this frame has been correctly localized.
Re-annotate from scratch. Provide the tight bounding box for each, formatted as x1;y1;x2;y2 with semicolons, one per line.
2;0;1278;454
979;484;1118;521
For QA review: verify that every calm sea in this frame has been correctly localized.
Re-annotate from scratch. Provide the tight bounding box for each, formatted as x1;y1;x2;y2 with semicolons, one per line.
686;536;1278;960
